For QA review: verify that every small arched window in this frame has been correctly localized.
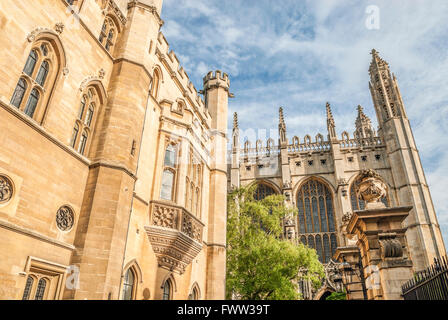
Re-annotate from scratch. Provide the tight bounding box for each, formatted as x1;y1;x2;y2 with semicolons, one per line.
121;268;135;300
22;276;34;300
99;17;118;53
296;178;338;263
36;61;49;86
71;86;102;156
78;130;88;155
24;88;40;118
163;279;172;300
254;183;276;201
189;286;199;300
11;78;28;108
34;278;47;300
23;50;38;76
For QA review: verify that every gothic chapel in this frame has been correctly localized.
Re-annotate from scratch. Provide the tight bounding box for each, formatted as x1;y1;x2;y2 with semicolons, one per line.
0;0;445;301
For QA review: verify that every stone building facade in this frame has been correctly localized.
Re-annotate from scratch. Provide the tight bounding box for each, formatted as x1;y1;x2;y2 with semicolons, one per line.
0;0;229;300
228;50;446;298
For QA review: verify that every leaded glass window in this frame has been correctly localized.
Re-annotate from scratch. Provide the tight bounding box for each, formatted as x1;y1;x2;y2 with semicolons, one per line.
22;276;34;300
254;183;276;201
296;178;338;263
121;268;135;300
23;50;37;76
34;278;47;300
11;78;27;108
24;88;40;117
163;279;171;300
36;61;49;86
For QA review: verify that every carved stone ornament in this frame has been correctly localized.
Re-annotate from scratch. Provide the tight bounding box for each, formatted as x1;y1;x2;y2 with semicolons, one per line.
0;175;13;204
56;206;74;231
356;169;387;208
54;22;65;34
379;234;403;259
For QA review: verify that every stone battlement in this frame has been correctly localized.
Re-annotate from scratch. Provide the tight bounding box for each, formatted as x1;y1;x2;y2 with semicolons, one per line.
156;32;211;122
203;70;230;87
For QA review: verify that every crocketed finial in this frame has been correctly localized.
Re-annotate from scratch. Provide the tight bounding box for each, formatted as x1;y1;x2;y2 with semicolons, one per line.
279;107;285;127
233;112;238;129
326;102;335;126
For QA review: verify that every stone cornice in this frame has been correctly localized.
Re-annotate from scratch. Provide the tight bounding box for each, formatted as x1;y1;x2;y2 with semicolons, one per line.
89;161;137;181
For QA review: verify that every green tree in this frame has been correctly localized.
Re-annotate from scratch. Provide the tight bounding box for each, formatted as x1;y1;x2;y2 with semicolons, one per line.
226;186;324;300
325;291;347;300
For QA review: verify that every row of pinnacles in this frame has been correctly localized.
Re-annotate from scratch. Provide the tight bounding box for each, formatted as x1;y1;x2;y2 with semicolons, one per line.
233;102;384;159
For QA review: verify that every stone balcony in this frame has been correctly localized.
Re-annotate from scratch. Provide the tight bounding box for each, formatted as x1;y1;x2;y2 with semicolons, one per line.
145;200;204;274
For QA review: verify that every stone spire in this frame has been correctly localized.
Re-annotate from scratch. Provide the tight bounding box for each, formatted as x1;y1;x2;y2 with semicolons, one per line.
369;49;406;127
354;105;374;139
279;107;287;146
233;112;238;130
326;102;336;139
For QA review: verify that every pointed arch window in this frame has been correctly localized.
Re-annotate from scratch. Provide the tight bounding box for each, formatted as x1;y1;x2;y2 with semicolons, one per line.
36;61;49;86
163;279;172;300
11;39;61;121
34;278;47;300
11;78;27;108
22;276;34;300
24;88;40;118
99;17;119;53
23;50;37;76
121;268;135;300
254;183;276;201
71;86;102;156
296;178;338;263
189;286;199;300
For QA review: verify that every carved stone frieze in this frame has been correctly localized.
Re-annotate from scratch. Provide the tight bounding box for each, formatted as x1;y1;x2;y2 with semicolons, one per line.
146;201;204;274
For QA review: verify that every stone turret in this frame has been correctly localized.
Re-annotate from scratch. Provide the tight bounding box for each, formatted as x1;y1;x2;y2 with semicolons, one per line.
203;70;230;299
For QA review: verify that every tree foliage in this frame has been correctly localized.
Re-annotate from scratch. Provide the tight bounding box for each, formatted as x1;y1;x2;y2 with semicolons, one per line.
325;291;347;300
226;186;325;300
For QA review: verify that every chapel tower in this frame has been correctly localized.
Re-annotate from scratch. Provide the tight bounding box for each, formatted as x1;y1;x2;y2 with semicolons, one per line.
369;49;446;270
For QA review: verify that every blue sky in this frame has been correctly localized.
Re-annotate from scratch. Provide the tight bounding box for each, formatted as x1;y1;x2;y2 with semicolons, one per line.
161;0;448;248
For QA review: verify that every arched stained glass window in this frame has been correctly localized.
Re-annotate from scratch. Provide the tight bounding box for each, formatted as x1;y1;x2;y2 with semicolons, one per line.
296;178;338;263
253;183;276;201
78;130;88;155
350;175;388;210
121;268;135;300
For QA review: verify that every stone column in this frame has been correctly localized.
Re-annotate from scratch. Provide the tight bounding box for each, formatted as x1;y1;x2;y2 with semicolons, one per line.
334;246;366;300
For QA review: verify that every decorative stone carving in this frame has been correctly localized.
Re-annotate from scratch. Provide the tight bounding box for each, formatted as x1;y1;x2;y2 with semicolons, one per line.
379;233;403;259
356;169;387;208
342;212;352;223
98;68;106;79
0;175;13;204
54;22;65;34
56;205;74;231
152;204;178;229
146;201;204;274
27;27;56;43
